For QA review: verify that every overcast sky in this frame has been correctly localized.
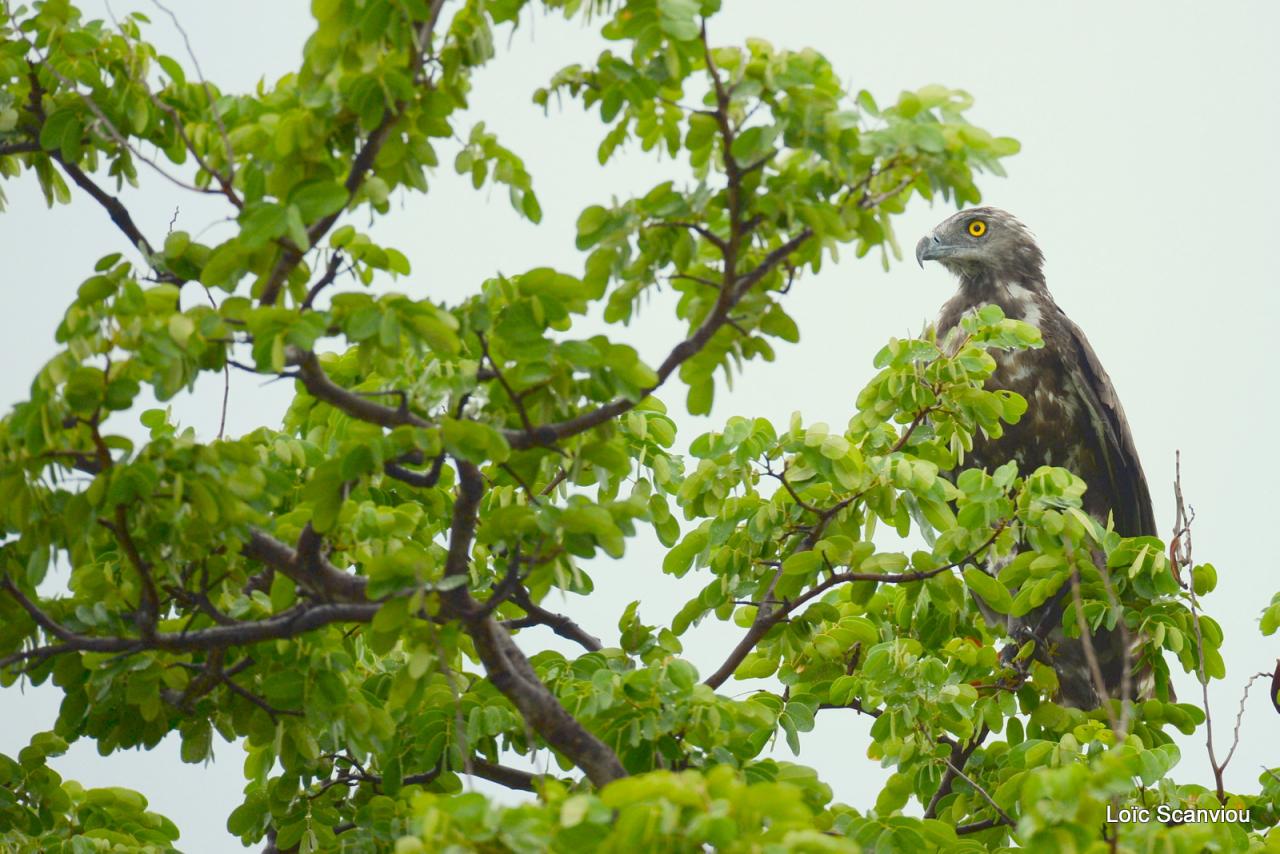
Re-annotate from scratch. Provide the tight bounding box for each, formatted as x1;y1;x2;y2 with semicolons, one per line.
2;2;1277;850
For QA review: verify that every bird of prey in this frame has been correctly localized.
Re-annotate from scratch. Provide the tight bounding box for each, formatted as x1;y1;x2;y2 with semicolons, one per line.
916;207;1156;709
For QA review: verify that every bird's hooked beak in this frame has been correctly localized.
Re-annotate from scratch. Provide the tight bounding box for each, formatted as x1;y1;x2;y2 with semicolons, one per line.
915;231;946;268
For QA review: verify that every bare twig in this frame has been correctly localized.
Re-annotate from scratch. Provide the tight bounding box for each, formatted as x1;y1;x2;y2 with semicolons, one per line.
218;668;302;720
669;273;721;290
539;467;568;497
1175;451;1226;800
763;460;822;515
149;0;236;188
1220;671;1273;774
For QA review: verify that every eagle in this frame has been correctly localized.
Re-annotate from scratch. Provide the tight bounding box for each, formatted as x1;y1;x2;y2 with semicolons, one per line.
915;207;1157;709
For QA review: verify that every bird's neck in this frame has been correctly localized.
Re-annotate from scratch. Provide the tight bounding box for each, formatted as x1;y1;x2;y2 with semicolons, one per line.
958;270;1048;304
951;271;1051;328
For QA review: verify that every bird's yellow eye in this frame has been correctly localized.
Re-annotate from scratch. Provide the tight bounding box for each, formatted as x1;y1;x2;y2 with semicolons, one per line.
968;219;987;237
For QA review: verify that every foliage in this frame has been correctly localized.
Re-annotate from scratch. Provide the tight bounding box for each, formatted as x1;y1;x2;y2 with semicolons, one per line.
0;0;1276;851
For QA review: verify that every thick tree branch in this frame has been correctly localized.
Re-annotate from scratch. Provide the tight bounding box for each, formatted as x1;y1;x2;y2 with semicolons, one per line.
467;758;540;792
435;460;627;787
286;347;430;429
242;528;368;601
0;140;41;155
0;575;379;666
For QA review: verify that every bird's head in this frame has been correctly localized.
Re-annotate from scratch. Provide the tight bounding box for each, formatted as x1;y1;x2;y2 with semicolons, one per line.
915;207;1044;284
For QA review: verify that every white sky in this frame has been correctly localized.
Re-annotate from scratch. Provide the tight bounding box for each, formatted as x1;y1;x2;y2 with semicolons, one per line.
2;2;1277;850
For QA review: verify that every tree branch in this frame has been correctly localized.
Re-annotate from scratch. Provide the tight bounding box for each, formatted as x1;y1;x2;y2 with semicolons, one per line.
945;757;1016;830
258;0;447;305
384;451;446;489
286;347;430;429
52;152;158;257
705;524;1005;690
242;528;367;601
0;575;379;666
504;586;603;653
300;251;346;310
468;758;540;792
956;817;1006;836
334;756;538;794
648;220;727;254
0;140;41;155
434;460;627;787
505;227;814;453
106;505;160;641
924;726;989;819
279;223;811;456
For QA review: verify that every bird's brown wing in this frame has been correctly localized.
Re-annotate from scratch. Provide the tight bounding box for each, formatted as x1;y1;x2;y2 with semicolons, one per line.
1056;311;1157;538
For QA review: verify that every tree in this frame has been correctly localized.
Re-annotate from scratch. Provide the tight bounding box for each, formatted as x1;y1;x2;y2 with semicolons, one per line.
0;0;1276;851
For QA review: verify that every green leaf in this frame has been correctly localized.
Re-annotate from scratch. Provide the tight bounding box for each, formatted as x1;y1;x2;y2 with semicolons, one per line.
656;0;700;41
39;108;84;162
862;553;908;574
441;418;510;464
963;567;1013;614
200;239;246;290
290;181;350;222
168;313;195;345
782;551;822;577
238;202;289;249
